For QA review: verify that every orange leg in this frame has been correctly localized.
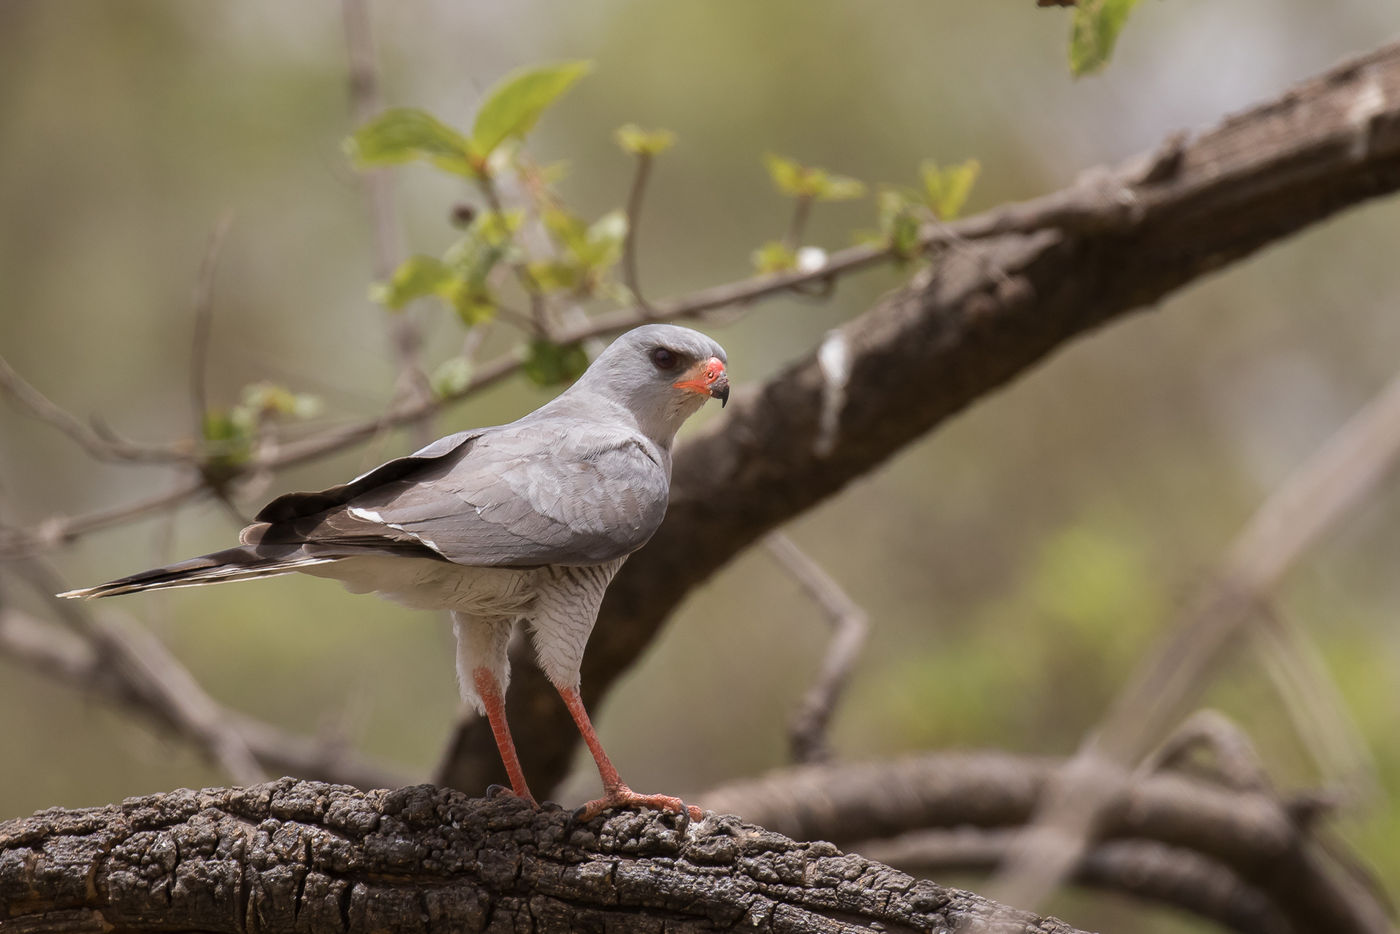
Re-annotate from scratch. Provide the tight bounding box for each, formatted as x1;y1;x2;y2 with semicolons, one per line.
557;685;701;821
472;667;537;807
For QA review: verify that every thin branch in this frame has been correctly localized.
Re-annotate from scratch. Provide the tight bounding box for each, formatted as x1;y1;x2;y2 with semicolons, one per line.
188;214;234;437
764;531;869;763
342;0;431;431
0;475;206;558
476;173;552;336
3;555;265;784
620;151;656;313
0;354;196;465
0;601;410;790
1251;607;1382;808
989;362;1400;913
782;193;813;251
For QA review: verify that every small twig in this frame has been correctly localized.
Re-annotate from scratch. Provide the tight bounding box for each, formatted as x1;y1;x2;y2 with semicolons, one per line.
782;194;813;252
476;174;551;336
0;354;196;465
342;0;431;438
0;476;206;559
765;531;869;763
1251;607;1381;808
621;151;656;313
188;215;234;437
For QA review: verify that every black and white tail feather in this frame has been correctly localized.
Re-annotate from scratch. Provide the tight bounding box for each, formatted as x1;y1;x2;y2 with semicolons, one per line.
58;431;473;600
57;546;340;599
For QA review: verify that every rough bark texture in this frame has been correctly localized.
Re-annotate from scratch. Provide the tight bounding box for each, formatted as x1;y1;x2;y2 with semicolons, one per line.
0;778;1085;934
441;41;1400;795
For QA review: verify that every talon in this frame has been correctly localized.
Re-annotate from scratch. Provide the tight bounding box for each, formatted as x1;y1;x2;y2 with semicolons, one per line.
485;783;539;808
574;786;700;823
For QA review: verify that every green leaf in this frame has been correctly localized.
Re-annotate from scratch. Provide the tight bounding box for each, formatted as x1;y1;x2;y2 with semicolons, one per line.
764;153;865;201
542;206;590;255
751;240;797;274
526;259;582;293
345;108;475;177
615;124;677;156
816;174;866;202
920;159;981;220
469;60;592;161
580;210;628;267
764;154;807;196
201;408;247;445
200;408;253;471
369;255;453;310
238;382;321;422
431;356;475;398
521;338;590;387
440;277;496;326
876;189;922;258
1069;0;1142;76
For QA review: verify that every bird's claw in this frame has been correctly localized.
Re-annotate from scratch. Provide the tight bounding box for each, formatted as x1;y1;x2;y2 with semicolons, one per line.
485;783;539;809
571;787;703;827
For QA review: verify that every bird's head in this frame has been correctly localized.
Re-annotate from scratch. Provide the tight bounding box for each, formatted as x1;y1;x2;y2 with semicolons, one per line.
572;324;729;445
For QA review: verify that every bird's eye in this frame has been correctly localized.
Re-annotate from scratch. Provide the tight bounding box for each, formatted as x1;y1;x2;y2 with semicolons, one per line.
650;347;679;370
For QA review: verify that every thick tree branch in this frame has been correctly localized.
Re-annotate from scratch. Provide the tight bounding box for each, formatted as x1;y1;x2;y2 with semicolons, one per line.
866;832;1292;934
0;779;1084;934
439;40;1400;795
698;752;1390;934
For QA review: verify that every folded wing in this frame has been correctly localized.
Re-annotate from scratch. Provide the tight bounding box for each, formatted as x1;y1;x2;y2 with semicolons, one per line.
244;422;670;568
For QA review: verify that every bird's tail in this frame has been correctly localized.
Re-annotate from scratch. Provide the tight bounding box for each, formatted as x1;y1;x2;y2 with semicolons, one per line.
58;545;335;599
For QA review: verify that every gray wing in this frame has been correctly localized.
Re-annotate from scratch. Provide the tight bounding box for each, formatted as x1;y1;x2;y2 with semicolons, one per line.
245;422;671;567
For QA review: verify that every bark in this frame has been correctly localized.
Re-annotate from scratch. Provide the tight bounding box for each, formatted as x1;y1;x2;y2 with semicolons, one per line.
0;778;1085;934
440;40;1400;795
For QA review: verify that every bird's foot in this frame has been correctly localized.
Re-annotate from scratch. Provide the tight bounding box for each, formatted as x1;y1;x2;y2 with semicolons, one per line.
572;785;702;824
485;783;539;809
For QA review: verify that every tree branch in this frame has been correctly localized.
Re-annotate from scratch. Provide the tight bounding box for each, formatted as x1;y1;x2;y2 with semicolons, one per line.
866;832;1293;934
0;779;1086;934
989;337;1400;913
0;604;410;791
697;752;1391;934
763;532;869;764
437;39;1400;797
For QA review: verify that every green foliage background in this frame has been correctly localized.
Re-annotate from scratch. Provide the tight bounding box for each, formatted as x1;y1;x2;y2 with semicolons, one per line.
1;3;1398;931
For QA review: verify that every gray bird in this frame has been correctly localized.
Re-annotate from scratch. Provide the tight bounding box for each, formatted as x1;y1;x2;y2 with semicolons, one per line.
62;324;730;819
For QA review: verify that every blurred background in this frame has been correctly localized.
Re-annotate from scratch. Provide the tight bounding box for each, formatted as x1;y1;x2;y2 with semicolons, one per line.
2;2;1399;930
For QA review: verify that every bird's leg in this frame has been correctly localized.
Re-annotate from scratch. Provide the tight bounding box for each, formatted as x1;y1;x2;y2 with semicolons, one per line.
472;667;538;807
557;685;702;821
